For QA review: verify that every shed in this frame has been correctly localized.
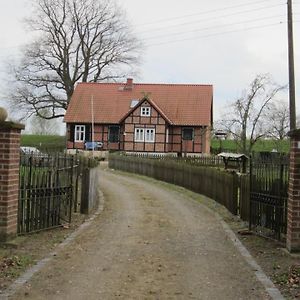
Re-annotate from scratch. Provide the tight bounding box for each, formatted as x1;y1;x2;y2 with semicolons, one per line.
217;152;249;173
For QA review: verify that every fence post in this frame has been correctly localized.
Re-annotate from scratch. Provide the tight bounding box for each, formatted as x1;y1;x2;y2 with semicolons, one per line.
0;120;25;241
74;154;79;213
232;172;239;216
69;156;74;223
80;167;90;214
287;129;300;252
249;157;253;231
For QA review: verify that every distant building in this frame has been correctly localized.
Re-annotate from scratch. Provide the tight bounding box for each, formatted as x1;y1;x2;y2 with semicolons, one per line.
64;78;213;155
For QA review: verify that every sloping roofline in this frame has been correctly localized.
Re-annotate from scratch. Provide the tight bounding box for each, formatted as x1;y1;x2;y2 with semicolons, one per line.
63;79;213;126
119;96;173;124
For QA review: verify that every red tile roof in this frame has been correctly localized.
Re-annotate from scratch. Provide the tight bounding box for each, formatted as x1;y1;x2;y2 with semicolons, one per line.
64;80;213;126
119;96;173;124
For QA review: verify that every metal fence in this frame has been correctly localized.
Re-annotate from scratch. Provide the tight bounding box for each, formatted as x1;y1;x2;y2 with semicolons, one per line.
249;156;289;240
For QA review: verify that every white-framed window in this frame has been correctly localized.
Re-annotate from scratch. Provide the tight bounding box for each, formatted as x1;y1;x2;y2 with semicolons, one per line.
141;106;151;117
134;128;155;143
145;128;155;143
75;125;85;142
134;128;144;142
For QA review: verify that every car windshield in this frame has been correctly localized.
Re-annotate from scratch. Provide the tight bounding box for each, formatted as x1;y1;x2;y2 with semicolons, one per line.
21;147;41;154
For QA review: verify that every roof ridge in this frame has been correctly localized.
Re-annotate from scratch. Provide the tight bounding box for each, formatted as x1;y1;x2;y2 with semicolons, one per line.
132;83;213;87
77;82;213;87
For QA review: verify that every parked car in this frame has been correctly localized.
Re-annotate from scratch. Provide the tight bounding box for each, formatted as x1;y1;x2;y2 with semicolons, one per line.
20;146;41;154
84;141;103;150
20;147;50;166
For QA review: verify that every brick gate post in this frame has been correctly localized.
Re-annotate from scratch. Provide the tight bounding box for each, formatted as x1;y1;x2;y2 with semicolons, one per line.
0;120;25;242
287;129;300;252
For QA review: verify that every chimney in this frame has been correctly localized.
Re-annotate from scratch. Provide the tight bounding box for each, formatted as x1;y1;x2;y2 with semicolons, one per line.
124;78;133;90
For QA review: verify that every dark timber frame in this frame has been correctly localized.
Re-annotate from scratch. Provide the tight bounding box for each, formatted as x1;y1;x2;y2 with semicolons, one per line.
66;98;210;155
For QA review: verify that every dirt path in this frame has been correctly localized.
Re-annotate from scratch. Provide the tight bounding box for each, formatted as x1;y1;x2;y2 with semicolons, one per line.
11;168;270;300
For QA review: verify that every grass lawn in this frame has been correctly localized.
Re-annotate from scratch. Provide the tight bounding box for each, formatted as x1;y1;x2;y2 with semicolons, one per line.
21;134;290;154
211;139;290;153
21;135;66;152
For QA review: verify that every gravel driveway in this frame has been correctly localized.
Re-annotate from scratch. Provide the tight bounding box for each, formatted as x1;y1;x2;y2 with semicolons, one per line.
11;167;270;299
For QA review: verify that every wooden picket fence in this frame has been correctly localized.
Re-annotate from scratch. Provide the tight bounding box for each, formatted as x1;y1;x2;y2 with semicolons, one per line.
18;152;99;234
109;154;250;220
109;153;290;241
125;152;224;168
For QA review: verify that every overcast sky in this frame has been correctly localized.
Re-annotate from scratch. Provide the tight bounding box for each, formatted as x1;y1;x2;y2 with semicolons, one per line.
0;0;299;132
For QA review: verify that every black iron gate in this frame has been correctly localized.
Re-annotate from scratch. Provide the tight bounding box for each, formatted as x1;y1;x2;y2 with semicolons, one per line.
18;152;77;234
249;155;289;240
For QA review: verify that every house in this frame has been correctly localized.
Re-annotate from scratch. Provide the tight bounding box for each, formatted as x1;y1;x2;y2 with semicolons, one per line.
63;78;213;155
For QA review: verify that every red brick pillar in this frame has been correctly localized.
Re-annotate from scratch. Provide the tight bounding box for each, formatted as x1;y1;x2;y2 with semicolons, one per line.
287;129;300;252
0;121;25;241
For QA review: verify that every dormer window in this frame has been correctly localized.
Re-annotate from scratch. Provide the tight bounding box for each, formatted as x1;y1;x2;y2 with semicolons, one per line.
130;99;139;108
141;106;151;117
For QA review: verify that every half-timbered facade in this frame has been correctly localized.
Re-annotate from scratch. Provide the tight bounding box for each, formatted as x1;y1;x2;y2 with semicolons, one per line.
64;78;213;155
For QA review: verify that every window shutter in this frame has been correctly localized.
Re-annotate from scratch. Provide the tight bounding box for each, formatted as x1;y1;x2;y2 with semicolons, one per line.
70;124;75;142
182;128;193;140
85;125;91;141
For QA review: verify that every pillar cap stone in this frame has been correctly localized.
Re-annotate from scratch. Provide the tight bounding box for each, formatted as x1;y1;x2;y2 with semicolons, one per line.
0;121;25;130
0;107;8;122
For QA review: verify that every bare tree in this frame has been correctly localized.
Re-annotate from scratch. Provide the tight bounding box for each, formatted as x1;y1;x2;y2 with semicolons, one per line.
30;108;60;135
267;101;290;140
220;74;285;154
7;0;141;119
265;101;290;152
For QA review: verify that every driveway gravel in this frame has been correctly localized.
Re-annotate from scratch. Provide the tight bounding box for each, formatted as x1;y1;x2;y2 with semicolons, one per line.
11;167;271;299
